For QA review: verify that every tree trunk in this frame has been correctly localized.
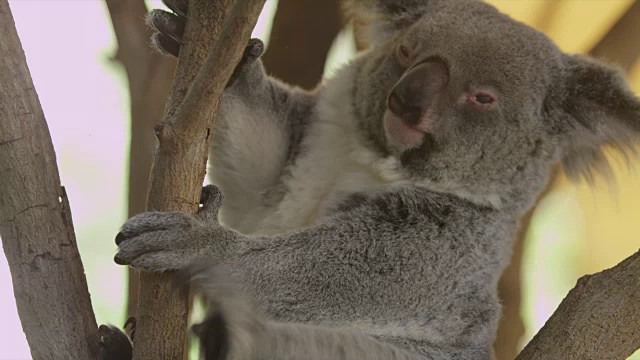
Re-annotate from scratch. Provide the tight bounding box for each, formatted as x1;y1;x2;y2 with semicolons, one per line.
261;0;340;89
104;0;178;319
589;0;640;73
0;1;99;358
131;0;266;358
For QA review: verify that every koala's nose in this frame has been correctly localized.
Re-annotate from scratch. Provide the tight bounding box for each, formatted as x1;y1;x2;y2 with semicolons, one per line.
388;61;449;126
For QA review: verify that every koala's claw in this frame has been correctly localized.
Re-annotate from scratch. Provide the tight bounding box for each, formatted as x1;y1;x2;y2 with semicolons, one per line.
199;184;224;222
162;0;188;18
124;316;137;341
114;186;225;271
98;323;133;360
149;9;184;57
149;9;185;43
192;313;230;360
114;211;200;271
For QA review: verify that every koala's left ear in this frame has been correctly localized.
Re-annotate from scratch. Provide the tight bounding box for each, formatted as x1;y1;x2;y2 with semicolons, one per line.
551;55;640;182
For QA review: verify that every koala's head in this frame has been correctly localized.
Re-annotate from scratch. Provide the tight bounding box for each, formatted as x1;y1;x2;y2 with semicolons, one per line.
349;0;640;207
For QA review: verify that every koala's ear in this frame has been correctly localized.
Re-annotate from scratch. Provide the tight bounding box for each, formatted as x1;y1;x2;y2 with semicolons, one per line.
342;0;434;48
552;55;640;183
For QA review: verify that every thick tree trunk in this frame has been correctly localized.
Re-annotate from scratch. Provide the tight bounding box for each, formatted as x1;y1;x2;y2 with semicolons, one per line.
589;0;640;73
104;0;177;319
0;1;99;358
131;0;266;358
516;250;640;359
261;0;340;89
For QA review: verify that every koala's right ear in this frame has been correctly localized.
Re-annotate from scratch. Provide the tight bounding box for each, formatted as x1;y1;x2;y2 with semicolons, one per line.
342;0;436;48
550;55;640;183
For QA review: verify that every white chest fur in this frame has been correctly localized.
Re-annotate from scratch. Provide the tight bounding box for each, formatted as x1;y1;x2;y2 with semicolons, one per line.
252;67;408;235
253;117;406;235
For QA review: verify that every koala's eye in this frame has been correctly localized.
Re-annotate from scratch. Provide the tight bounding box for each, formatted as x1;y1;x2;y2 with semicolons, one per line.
464;90;498;110
395;44;413;67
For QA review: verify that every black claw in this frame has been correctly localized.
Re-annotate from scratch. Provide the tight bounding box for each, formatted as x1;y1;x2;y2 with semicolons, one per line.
153;33;181;58
99;324;133;360
114;254;126;266
193;313;229;360
162;0;188;18
124;317;137;342
115;232;125;246
149;9;186;43
124;316;136;328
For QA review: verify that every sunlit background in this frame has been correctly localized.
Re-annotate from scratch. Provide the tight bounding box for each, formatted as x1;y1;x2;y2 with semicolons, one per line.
1;0;639;359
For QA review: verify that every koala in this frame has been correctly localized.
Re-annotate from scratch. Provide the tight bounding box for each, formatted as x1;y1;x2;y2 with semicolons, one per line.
99;0;640;359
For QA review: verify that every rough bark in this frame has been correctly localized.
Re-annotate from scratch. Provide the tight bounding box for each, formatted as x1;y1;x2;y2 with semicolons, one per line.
104;0;177;318
261;0;340;89
132;0;266;358
0;1;99;358
516;250;640;359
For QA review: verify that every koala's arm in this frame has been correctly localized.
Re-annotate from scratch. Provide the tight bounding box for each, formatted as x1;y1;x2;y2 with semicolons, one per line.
149;5;316;221
115;187;496;359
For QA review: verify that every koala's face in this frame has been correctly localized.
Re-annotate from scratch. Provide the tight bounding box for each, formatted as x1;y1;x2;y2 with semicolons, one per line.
353;1;639;202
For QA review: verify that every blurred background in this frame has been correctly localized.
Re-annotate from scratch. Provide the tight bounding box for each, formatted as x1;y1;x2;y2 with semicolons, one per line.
1;0;639;359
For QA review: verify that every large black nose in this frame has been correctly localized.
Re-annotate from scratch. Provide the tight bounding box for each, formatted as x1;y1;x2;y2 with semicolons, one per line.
388;61;449;126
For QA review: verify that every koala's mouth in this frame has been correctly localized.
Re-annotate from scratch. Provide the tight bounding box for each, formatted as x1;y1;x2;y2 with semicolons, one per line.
383;109;432;151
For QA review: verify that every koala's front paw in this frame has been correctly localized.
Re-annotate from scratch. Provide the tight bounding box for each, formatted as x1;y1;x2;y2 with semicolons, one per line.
114;185;227;272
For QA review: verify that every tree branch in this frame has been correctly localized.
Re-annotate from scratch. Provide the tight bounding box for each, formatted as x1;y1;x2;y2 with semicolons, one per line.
517;250;640;359
0;1;99;358
132;0;266;358
589;0;640;72
105;0;177;318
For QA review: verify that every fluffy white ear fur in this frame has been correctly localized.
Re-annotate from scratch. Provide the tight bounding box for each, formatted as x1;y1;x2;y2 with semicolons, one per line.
341;0;430;47
555;55;640;184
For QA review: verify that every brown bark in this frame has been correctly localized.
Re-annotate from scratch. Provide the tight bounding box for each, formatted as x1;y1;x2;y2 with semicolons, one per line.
0;1;99;358
104;0;177;318
132;0;266;358
516;250;640;359
261;0;340;89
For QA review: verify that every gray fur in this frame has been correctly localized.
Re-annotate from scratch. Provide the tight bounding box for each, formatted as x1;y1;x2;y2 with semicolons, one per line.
110;0;640;359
